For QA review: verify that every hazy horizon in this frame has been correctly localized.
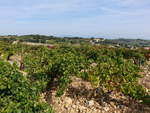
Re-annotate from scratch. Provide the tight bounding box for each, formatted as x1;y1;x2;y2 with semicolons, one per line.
0;0;150;39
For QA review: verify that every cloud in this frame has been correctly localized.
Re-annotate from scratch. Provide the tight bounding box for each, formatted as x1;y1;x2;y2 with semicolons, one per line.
0;0;150;19
0;0;150;38
116;0;150;6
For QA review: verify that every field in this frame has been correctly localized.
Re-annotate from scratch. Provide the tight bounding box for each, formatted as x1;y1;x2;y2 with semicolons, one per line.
0;38;150;113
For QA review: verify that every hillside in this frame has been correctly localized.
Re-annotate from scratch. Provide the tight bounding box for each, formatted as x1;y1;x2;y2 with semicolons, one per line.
0;35;150;47
0;39;150;113
101;39;150;47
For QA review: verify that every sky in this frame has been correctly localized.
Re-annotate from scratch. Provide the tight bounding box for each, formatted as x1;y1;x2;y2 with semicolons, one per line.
0;0;150;39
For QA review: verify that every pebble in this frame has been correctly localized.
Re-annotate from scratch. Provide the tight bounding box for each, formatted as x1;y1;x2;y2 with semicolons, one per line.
104;107;109;111
87;100;94;107
65;97;72;105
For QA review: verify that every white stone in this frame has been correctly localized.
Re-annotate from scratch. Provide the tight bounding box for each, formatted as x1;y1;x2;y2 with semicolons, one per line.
65;97;72;105
104;107;109;111
87;100;94;106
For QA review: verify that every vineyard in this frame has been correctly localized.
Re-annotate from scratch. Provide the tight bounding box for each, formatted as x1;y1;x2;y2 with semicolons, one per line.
0;41;150;113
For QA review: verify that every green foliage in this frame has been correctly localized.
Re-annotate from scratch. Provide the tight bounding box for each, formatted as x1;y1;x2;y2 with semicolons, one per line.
121;82;146;100
0;41;149;111
0;60;53;113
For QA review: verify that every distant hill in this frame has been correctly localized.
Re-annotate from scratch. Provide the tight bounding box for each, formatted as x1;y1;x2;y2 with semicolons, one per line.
0;35;150;47
99;38;150;47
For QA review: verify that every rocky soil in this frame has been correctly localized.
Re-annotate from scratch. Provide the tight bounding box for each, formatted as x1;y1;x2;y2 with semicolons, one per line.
5;55;150;113
139;61;150;95
42;76;150;113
